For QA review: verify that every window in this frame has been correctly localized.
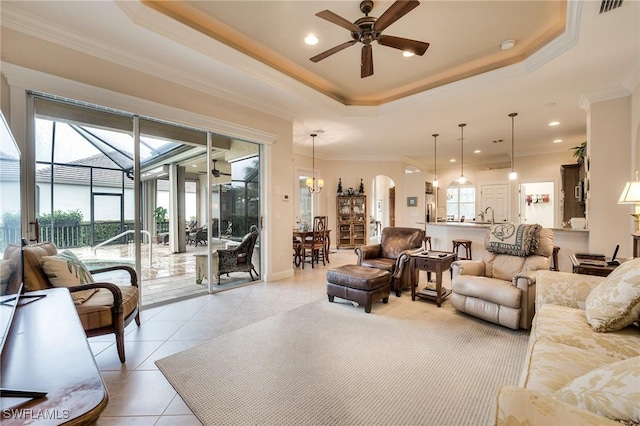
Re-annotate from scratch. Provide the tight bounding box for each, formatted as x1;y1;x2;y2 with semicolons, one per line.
297;175;312;226
446;185;475;221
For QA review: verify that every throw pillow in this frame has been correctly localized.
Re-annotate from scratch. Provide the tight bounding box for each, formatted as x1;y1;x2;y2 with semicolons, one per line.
554;357;640;424
586;257;640;332
41;250;98;304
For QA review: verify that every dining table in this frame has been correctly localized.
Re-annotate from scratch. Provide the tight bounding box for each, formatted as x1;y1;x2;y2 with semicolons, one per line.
292;228;331;267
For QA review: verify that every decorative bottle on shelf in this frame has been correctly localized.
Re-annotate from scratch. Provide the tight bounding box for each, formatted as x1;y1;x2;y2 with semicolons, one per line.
358;178;364;195
337;177;343;195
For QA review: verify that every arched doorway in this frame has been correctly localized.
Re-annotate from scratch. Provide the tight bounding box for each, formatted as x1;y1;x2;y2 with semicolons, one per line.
370;175;395;243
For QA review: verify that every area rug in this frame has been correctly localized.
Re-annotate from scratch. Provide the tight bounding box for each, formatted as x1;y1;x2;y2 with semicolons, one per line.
156;295;530;425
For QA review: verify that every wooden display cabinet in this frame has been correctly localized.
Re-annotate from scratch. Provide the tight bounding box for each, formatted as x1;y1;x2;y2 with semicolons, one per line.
336;195;367;248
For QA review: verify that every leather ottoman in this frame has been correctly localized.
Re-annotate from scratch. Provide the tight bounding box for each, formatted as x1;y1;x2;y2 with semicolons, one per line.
326;265;392;313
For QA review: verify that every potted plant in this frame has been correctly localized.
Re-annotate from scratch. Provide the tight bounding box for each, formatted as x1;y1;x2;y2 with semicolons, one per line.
153;207;168;242
570;141;586;165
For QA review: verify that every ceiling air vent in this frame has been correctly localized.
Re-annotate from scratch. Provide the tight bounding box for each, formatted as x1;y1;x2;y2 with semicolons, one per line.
600;0;623;14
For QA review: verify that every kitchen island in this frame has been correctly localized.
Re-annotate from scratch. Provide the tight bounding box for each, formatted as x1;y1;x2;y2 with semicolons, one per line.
421;222;588;273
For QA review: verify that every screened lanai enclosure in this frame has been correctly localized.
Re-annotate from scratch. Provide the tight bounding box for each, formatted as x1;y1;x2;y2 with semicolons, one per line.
21;95;262;306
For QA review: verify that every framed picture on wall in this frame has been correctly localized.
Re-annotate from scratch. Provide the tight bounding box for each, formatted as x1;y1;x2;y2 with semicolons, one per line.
407;196;417;207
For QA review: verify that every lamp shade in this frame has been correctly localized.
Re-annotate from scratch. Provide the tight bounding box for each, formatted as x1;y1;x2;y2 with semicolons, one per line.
618;181;640;203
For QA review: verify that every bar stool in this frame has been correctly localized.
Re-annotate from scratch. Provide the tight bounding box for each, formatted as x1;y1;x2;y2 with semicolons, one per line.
452;239;472;260
424;236;432;251
551;246;560;271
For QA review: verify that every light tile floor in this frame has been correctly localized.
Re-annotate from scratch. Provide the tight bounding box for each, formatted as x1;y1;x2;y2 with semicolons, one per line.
73;239;260;307
95;249;383;425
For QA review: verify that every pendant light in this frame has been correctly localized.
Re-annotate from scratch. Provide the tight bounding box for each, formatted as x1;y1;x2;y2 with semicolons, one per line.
306;133;324;193
457;123;467;184
432;133;439;187
509;113;518;180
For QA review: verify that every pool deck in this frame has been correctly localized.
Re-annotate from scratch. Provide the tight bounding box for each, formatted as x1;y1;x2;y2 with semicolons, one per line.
70;238;256;307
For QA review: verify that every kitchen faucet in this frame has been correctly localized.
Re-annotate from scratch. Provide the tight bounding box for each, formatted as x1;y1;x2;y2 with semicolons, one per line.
484;206;495;224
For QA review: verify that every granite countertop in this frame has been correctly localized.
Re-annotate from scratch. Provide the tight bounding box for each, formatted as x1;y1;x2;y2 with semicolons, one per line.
427;222;589;232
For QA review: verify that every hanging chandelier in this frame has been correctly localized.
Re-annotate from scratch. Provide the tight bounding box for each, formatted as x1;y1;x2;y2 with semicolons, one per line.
509;112;518;180
432;133;439;187
457;123;467;184
306;133;324;193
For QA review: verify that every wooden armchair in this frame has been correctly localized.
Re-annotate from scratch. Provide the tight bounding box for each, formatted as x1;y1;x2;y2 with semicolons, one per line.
6;242;140;363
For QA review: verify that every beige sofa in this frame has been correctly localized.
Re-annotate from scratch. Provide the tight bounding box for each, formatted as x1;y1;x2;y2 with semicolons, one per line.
495;264;640;426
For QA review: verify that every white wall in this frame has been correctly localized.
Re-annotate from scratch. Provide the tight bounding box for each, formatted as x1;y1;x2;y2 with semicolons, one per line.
520;182;555;228
587;96;632;257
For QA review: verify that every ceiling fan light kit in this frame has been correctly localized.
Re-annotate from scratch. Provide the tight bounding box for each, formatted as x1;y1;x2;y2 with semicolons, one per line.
310;0;430;78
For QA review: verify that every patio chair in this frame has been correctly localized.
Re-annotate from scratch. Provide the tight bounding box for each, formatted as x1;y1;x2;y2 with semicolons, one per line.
188;227;208;246
5;242;140;363
213;226;259;283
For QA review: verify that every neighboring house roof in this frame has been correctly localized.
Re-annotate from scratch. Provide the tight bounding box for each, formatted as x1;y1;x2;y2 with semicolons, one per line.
36;152;134;188
0;151;20;182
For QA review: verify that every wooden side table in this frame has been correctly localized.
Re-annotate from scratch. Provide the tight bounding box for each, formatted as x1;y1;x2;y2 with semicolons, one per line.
410;251;456;307
569;254;618;277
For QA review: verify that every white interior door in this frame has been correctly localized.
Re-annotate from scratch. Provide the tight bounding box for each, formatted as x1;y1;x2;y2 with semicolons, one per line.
480;184;509;222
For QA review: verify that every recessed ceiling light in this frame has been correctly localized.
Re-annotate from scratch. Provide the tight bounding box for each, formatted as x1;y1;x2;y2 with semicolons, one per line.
500;39;515;50
402;51;414;57
474;149;481;154
548;121;560;126
304;34;318;46
553;139;563;143
450;159;456;163
191;164;197;167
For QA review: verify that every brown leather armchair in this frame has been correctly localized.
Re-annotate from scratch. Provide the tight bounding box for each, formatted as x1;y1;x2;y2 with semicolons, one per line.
7;242;140;363
355;227;425;296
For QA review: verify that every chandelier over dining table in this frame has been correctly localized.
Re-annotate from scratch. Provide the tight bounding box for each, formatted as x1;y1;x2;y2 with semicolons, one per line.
306;133;324;193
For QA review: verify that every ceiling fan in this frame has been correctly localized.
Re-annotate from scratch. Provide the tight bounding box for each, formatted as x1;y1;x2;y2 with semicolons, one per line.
310;0;430;78
212;160;231;178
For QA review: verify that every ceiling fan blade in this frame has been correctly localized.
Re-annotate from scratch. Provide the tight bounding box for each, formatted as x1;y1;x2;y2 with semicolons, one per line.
315;10;361;33
378;35;430;56
310;40;357;63
361;44;373;78
373;0;420;32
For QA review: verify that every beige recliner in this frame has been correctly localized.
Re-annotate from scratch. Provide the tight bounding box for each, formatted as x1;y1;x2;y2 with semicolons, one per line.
450;226;554;330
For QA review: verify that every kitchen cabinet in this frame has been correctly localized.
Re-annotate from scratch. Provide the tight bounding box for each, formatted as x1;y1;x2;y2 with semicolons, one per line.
336;195;367;248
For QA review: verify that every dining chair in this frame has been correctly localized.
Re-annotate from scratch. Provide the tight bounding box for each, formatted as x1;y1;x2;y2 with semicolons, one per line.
302;216;328;268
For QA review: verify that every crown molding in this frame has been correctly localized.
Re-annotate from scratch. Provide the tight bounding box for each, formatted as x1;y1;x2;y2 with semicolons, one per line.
578;85;633;111
380;1;582;115
1;2;303;122
0;1;584;121
1;62;278;145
